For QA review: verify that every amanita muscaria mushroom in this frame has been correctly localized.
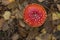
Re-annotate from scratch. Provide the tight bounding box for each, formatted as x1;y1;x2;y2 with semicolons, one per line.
24;3;47;27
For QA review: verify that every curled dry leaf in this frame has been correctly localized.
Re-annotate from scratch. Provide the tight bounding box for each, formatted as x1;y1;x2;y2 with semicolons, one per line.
41;28;46;34
19;20;25;27
35;35;42;40
52;12;59;20
3;11;11;20
57;4;60;11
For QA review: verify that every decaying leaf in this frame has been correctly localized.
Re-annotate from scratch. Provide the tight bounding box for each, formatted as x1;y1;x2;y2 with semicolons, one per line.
36;33;52;40
2;22;9;31
11;33;19;40
0;18;5;30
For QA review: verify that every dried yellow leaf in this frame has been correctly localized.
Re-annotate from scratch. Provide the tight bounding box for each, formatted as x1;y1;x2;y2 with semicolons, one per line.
57;25;60;31
52;12;60;20
3;11;11;20
41;28;46;34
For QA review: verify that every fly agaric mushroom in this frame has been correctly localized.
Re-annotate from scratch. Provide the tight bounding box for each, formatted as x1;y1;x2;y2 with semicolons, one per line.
24;3;47;27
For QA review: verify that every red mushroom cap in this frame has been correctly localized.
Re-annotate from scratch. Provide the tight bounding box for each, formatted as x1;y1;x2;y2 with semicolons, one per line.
24;3;47;27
